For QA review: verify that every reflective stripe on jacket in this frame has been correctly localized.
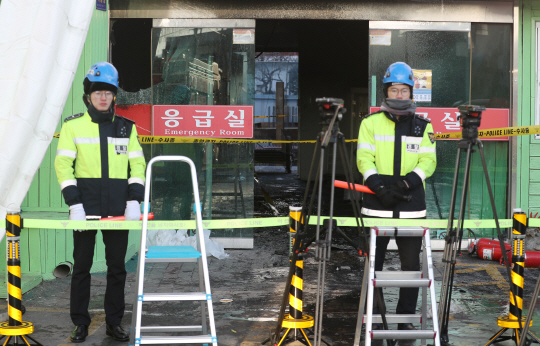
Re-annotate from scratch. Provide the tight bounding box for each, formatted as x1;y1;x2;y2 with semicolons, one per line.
55;112;146;217
356;111;437;218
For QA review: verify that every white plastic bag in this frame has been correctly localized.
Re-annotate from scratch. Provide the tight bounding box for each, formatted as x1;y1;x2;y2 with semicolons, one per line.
146;228;229;259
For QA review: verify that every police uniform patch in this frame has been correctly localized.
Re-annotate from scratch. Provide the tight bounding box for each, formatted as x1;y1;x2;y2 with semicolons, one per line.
406;143;420;154
428;132;435;144
115;145;128;155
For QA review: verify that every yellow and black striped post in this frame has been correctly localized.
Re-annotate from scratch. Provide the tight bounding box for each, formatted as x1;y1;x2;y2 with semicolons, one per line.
0;211;42;345
289;206;302;256
274;207;314;346
508;210;526;322
486;209;540;345
289;253;305;320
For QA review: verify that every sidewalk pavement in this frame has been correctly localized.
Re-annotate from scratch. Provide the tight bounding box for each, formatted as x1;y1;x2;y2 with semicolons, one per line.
8;167;540;345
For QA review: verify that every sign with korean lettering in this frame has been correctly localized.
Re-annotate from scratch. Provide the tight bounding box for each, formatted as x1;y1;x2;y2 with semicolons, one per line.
369;107;510;141
153;105;254;138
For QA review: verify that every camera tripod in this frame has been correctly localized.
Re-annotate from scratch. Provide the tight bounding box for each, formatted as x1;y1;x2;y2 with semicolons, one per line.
438;105;529;345
265;98;387;346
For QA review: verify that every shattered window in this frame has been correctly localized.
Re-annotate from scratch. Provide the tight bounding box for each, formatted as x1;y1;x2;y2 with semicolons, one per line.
369;24;509;238
150;26;255;240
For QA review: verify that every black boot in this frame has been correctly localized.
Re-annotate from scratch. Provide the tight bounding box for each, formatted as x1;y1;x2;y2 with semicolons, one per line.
106;324;129;342
70;325;88;343
398;323;416;330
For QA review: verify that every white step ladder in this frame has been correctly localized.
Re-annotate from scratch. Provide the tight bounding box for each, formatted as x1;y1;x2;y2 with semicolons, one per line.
129;155;217;346
354;227;440;346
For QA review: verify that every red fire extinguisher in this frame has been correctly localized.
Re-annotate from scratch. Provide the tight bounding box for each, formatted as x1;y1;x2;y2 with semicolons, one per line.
469;238;511;258
500;251;540;268
475;238;512;261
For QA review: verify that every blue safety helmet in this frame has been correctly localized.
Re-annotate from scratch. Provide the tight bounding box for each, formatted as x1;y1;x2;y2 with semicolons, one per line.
83;62;119;95
383;62;414;87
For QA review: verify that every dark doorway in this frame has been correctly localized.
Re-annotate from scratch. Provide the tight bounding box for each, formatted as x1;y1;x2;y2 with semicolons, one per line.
255;19;369;180
111;18;152;92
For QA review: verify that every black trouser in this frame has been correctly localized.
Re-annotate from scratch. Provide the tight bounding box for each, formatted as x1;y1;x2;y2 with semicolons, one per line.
71;229;129;326
373;235;423;315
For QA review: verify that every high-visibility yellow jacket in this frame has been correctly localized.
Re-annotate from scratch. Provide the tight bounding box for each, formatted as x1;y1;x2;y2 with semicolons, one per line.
55;112;146;217
357;111;436;219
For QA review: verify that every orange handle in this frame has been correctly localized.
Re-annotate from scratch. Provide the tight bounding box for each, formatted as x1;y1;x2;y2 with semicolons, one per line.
101;212;154;221
334;180;375;194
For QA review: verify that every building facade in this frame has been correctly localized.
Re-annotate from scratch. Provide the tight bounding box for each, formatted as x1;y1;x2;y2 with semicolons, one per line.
8;0;533;292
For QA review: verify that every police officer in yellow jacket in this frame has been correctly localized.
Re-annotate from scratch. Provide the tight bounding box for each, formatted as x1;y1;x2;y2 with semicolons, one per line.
55;62;146;343
357;62;436;330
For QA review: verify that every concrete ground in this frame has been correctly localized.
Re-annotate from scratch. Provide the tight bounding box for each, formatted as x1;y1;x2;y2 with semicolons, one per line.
8;166;540;345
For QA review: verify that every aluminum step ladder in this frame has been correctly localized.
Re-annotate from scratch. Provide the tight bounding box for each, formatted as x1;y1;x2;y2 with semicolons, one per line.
129;155;217;346
354;227;440;346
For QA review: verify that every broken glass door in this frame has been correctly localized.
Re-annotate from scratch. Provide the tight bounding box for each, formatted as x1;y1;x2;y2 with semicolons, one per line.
368;21;510;238
150;19;255;246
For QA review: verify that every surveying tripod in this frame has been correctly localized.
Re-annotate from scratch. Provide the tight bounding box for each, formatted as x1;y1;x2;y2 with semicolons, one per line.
438;105;526;345
266;98;382;346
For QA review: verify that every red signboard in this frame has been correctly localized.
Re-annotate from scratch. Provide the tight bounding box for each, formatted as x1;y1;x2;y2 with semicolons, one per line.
116;104;152;135
153;105;254;138
369;107;510;141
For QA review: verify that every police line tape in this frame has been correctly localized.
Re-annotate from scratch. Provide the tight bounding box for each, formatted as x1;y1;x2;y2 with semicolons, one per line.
137;136;325;144
21;216;533;230
434;124;540;140
51;124;540;144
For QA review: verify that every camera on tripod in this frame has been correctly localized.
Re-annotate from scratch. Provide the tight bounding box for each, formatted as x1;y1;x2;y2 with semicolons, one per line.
315;97;346;125
458;104;486;140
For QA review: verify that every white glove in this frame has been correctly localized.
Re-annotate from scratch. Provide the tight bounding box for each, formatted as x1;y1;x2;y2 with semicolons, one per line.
69;203;86;232
125;200;141;221
69;203;86;221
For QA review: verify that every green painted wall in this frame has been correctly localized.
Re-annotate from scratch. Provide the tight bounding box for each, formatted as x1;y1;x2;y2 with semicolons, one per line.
518;1;540;216
0;5;140;294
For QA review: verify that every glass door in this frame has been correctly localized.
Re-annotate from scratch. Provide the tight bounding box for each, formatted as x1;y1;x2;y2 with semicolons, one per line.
368;21;509;238
150;19;255;244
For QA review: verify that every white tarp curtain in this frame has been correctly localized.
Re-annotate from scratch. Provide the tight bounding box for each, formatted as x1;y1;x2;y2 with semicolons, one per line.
0;0;95;237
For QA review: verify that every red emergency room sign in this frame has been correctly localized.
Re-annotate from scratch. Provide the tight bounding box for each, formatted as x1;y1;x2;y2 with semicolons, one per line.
153;105;254;138
369;107;510;141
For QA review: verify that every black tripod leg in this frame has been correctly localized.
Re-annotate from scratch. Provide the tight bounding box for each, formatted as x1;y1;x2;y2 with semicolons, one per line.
22;335;44;346
477;140;522;334
439;142;464;344
439;143;462;336
336;134;367;237
485;328;509;346
354;257;370;346
525;331;540;344
440;141;474;345
271;136;324;343
334;227;360;251
314;141;335;346
336;134;394;345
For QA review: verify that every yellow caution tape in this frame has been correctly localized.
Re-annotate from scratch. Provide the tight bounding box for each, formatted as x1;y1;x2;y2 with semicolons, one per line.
137;136;358;144
51;124;540;144
21;217;515;230
435;125;540;140
137;136;317;144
